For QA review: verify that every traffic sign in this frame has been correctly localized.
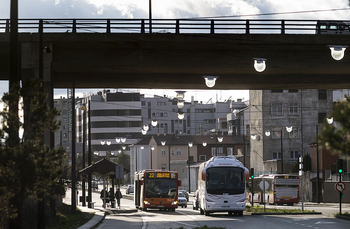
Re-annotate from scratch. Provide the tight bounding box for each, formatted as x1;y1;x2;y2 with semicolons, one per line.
259;181;270;190
335;181;346;192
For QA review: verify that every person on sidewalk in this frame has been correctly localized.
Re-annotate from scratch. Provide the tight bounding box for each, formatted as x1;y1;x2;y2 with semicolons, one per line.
100;188;108;208
115;188;122;209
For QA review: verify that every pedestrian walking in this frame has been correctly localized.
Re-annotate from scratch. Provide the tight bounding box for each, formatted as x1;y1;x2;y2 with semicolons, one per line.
100;188;108;208
115;188;122;209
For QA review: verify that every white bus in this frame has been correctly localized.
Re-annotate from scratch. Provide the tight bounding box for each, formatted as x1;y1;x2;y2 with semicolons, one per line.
197;156;249;216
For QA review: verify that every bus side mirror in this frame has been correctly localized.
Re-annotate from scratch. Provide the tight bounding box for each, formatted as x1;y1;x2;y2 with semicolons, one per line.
201;168;206;181
245;169;249;181
178;180;181;186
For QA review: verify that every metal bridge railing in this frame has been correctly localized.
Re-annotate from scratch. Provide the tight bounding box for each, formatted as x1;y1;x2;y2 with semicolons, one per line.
0;18;339;34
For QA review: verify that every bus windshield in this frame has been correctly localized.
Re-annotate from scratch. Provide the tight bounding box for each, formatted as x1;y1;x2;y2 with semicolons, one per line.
206;167;244;195
145;179;177;198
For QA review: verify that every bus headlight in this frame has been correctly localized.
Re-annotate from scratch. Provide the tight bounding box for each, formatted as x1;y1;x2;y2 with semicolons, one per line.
171;201;178;205
206;198;215;203
144;201;150;205
237;198;246;204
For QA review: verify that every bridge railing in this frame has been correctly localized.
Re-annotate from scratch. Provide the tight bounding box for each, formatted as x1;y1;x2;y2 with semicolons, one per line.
0;18;335;34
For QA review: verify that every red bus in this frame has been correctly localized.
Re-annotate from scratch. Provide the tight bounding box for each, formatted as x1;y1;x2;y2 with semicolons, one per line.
247;174;299;206
134;170;181;211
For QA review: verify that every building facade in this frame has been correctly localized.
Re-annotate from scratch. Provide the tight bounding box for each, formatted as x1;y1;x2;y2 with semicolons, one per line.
249;89;333;175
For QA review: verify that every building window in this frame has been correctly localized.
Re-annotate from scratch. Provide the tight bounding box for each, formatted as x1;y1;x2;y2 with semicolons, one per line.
271;103;283;115
272;126;282;139
318;112;326;123
227;147;234;156
290;150;299;161
171;149;175;156
176;149;181;156
289;126;299;138
157;102;166;106
318;89;327;99
272;151;281;160
161;164;166;170
199;155;206;161
271;90;283;93
63;101;67;107
211;147;216;156
62;125;67;130
63;132;68;138
236;148;242;156
141;101;146;106
161;149;166;156
164;112;168;117
289;103;299;115
217;147;223;154
288;89;298;93
63;118;67;123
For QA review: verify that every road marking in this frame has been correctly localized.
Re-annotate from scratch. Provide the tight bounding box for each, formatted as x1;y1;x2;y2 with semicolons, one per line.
139;212;198;228
315;221;336;224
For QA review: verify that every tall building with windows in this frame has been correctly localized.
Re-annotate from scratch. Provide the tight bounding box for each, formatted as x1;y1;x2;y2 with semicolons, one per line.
141;95;231;136
76;90;142;155
249;89;333;175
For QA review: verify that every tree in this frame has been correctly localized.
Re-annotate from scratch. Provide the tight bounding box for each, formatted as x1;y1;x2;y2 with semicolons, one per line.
318;95;350;156
115;151;130;173
0;79;66;228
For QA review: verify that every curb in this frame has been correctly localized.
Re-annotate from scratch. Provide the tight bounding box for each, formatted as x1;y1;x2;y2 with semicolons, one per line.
250;212;322;215
335;215;350;221
90;212;107;229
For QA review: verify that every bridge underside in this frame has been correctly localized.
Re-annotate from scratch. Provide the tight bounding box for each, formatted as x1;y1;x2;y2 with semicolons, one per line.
1;33;350;90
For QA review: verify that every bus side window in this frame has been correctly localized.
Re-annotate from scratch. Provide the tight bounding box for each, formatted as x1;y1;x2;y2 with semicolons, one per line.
320;25;327;30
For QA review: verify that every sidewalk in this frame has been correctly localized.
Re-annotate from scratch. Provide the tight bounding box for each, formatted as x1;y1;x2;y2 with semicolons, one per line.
63;189;137;229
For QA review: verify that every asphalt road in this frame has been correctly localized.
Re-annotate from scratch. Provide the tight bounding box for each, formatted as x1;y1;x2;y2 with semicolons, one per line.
65;187;350;229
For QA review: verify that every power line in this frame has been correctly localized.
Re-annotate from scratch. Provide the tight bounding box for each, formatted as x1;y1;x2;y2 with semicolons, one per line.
182;7;350;20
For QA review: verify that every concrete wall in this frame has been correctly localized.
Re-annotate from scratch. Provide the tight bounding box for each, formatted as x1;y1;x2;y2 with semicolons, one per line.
323;182;350;203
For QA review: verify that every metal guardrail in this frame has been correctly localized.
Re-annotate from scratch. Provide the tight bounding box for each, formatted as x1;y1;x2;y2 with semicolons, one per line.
0;19;328;34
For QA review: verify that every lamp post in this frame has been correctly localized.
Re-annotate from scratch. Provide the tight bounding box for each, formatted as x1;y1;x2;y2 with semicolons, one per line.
188;142;193;193
88;100;92;208
150;146;155;169
81;103;87;207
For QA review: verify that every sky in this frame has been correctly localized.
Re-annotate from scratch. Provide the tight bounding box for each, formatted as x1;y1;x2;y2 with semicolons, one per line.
1;0;350;102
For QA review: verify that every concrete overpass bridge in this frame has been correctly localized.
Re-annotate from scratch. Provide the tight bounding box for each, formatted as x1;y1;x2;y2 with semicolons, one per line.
1;18;350;90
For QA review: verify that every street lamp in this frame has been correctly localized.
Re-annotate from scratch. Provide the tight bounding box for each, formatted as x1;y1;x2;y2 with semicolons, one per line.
202;141;207;147
116;137;120;143
203;76;218;88
188;142;193;193
328;45;348;60
150;146;155;169
177;111;185;120
253;58;267;72
175;91;186;100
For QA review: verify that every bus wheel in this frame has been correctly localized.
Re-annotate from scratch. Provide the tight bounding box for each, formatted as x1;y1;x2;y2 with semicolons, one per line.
238;211;243;216
200;208;204;215
287;203;294;206
228;211;233;215
143;208;147;211
205;210;210;216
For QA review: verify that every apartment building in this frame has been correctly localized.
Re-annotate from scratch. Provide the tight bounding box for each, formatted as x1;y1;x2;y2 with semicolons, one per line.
249;89;333;175
141;95;231;136
75;90;142;155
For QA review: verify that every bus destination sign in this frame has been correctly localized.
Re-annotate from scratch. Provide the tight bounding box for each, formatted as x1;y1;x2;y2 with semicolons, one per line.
147;172;172;179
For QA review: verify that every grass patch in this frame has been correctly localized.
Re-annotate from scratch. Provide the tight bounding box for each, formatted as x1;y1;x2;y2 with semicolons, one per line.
335;211;350;217
46;203;95;229
245;205;317;214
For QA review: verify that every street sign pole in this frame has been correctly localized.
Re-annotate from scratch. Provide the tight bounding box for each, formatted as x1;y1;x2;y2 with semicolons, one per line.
339;172;342;214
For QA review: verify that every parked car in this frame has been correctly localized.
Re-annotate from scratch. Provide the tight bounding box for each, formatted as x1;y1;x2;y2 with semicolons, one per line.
178;190;189;202
126;184;134;194
178;192;187;208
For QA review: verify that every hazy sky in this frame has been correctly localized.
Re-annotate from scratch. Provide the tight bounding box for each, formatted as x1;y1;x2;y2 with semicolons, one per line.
1;0;349;102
